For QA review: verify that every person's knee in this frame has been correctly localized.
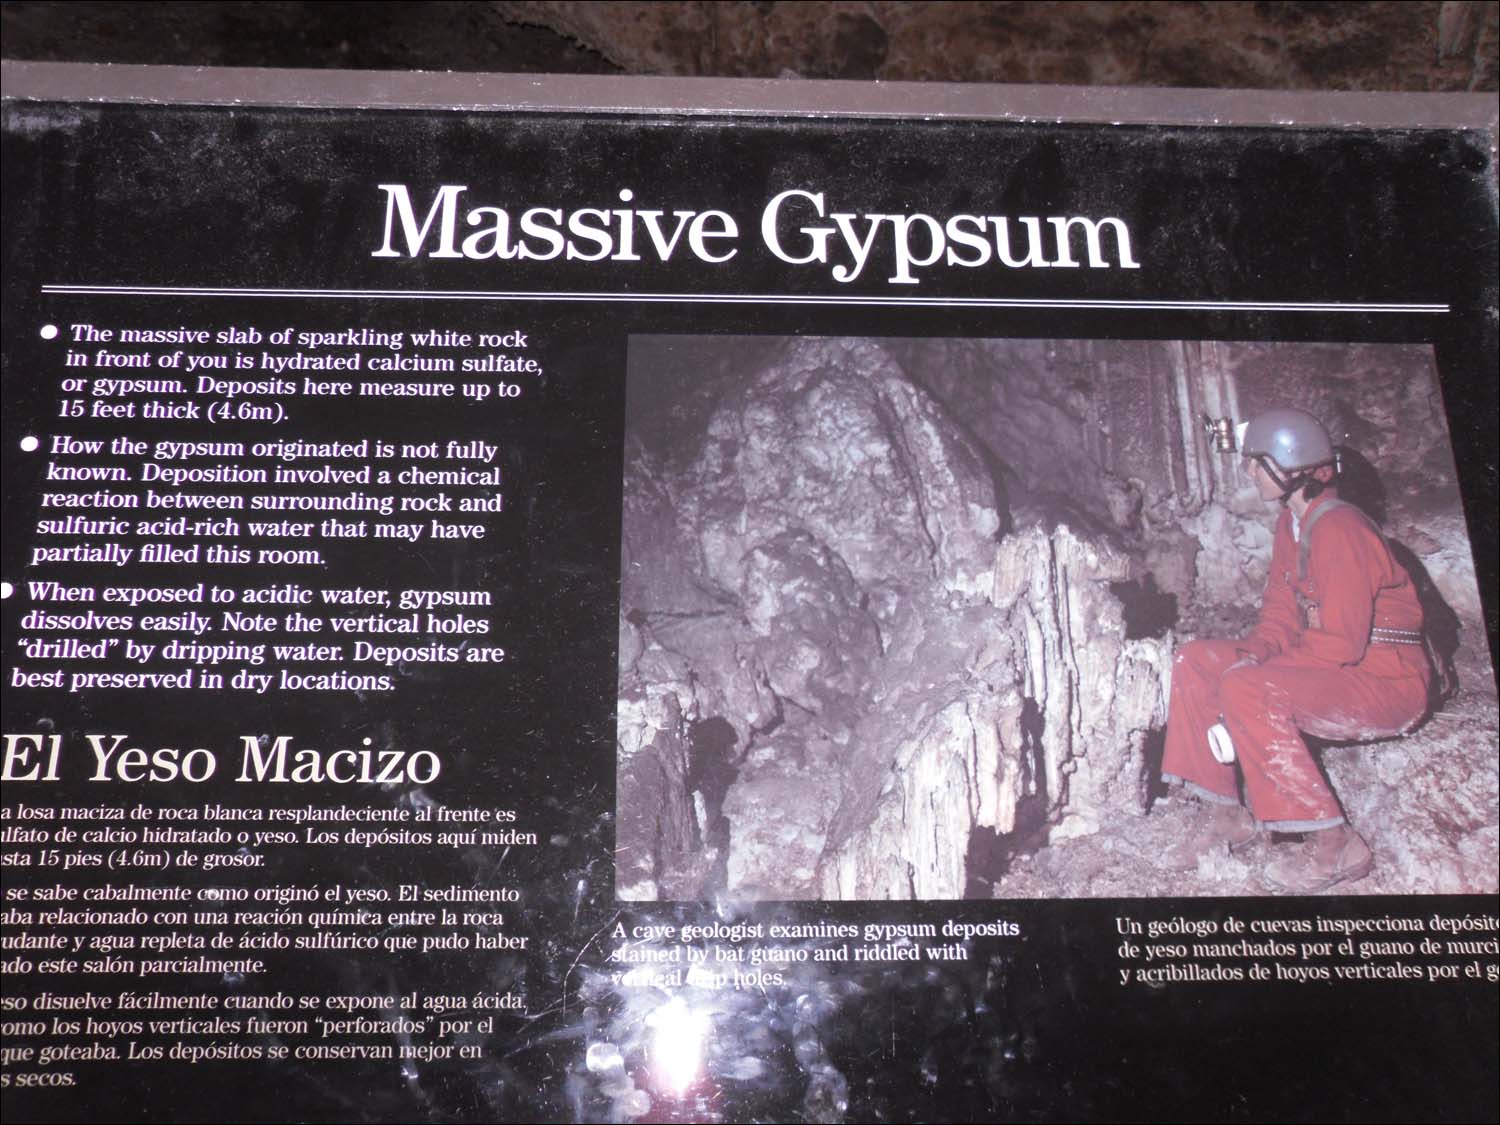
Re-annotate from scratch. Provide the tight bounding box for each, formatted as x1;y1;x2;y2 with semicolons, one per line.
1172;639;1219;684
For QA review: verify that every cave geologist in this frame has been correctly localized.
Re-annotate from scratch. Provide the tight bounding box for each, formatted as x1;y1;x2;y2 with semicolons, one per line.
1161;407;1430;893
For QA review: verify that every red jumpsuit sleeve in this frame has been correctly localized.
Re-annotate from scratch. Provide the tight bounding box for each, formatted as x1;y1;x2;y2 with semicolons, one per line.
1281;508;1378;668
1241;512;1301;662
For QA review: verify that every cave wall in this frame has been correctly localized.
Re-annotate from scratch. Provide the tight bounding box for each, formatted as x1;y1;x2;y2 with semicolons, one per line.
617;336;1169;900
889;338;1473;623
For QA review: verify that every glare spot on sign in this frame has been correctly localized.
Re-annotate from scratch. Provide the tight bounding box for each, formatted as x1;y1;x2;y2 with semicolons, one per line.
649;996;708;1095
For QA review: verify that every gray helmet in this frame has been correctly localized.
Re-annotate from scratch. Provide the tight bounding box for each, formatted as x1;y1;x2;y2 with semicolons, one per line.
1238;408;1335;473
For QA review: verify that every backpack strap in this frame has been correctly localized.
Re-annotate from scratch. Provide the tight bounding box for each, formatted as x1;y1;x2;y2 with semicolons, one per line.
1296;498;1365;582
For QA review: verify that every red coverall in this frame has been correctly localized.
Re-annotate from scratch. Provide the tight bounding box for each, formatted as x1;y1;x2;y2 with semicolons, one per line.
1162;493;1429;829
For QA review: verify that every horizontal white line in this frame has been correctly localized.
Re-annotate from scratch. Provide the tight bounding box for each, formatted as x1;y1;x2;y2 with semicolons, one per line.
40;285;1449;314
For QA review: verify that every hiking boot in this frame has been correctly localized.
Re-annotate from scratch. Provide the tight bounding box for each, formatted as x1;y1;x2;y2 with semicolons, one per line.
1161;803;1259;872
1262;825;1374;894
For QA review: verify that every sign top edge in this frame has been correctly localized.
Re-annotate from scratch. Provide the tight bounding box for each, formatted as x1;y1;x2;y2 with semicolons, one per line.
2;59;1497;132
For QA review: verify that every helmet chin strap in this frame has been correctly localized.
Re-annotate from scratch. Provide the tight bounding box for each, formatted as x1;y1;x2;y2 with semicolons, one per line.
1256;456;1309;503
1259;456;1338;505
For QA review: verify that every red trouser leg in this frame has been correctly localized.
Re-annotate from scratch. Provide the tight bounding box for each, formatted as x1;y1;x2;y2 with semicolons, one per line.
1161;638;1243;805
1218;658;1427;829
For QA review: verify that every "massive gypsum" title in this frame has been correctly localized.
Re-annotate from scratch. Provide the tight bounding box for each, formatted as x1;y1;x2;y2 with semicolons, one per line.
371;185;1139;285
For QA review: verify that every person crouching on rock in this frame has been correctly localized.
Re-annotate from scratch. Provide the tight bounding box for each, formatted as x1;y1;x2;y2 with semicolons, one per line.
1161;407;1430;893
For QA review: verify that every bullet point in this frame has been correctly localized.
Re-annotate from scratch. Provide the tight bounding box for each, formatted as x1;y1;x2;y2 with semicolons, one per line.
20;435;40;452
40;324;59;340
0;581;12;599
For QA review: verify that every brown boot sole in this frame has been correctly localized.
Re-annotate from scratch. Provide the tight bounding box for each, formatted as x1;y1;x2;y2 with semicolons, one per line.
1263;839;1374;894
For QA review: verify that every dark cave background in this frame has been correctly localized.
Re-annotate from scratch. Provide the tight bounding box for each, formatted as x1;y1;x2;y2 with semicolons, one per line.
3;2;1496;92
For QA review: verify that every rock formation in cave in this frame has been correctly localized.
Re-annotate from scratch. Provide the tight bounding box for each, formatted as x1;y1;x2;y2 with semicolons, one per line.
617;335;1497;900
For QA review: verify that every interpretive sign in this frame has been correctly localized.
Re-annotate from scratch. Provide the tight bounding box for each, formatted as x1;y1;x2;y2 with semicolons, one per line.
2;64;1496;1122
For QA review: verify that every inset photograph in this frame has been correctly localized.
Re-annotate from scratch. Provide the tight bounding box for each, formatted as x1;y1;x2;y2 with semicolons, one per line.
616;336;1497;900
